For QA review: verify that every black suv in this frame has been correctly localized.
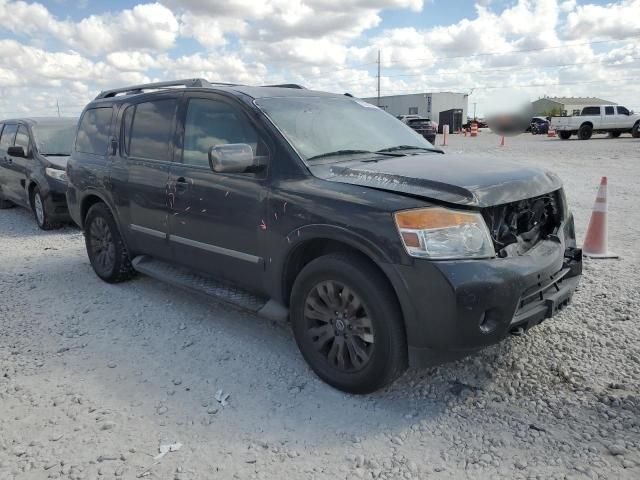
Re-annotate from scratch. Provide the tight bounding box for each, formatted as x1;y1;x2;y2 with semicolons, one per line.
66;79;582;393
0;117;77;229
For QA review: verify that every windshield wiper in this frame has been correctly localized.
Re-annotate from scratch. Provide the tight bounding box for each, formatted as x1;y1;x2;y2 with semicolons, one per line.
376;145;439;153
307;150;377;161
307;149;407;161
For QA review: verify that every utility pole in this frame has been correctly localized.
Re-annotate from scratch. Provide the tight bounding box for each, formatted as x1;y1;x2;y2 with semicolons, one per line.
56;99;61;117
376;49;381;107
473;102;477;120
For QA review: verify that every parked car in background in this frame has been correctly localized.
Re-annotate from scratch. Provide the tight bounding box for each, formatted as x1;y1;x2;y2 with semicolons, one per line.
66;79;582;394
0;117;77;229
406;117;437;144
551;105;640;140
529;117;550;135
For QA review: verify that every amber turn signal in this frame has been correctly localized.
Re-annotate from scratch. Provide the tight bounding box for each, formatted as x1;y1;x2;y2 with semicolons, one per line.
395;207;481;230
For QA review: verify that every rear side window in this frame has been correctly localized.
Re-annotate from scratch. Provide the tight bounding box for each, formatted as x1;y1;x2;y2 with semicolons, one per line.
617;106;629;115
581;107;601;116
15;125;30;150
0;124;17;149
125;99;177;161
76;107;112;155
605;106;615;115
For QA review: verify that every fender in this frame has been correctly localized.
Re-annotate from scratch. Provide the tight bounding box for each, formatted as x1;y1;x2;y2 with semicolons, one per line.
282;223;396;264
267;222;404;303
77;187;125;237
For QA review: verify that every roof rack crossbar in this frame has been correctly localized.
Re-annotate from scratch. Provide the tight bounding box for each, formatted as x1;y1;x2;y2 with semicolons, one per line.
95;78;222;99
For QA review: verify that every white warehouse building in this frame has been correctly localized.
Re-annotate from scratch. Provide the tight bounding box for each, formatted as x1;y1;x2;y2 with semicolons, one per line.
361;92;469;132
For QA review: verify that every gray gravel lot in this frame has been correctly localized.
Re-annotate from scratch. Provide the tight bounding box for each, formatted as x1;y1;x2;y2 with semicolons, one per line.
1;131;639;479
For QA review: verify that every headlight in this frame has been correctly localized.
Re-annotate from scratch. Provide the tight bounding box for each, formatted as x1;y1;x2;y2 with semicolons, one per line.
45;167;67;182
394;207;495;259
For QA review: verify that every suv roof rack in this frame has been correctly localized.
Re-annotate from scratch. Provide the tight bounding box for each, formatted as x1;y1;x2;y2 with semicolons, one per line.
95;79;307;100
262;84;306;89
94;78;239;99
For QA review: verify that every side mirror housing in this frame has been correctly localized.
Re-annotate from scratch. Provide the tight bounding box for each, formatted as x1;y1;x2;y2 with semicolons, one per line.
208;144;256;173
7;146;25;157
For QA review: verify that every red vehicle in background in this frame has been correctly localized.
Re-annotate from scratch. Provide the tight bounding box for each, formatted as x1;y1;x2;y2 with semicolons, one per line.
399;115;438;144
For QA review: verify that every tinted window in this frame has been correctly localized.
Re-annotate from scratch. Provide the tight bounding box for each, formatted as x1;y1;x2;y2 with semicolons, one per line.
605;106;614;115
581;107;601;116
617;106;629;115
128;99;176;161
14;125;30;150
76;108;112;155
182;98;259;167
0;124;17;149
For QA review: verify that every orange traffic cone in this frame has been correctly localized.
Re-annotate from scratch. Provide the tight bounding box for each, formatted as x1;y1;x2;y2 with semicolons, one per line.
500;136;505;146
582;177;618;259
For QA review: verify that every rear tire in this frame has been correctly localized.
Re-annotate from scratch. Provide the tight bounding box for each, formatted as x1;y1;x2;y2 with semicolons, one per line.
559;131;571;140
290;253;407;394
84;202;136;283
578;124;593;140
31;187;60;230
0;192;14;209
633;122;640;138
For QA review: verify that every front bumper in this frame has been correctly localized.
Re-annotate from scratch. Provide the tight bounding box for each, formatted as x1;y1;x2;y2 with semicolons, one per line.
44;179;71;222
381;221;582;368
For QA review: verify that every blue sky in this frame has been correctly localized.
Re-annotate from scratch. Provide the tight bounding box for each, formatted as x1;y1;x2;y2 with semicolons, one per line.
0;0;638;117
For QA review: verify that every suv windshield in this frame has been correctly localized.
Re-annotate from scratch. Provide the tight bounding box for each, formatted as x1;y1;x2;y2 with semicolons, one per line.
255;96;438;162
33;121;78;156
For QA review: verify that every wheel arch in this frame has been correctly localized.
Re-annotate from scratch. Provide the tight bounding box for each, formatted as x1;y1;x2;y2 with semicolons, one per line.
279;227;412;346
79;191;121;232
580;121;593;129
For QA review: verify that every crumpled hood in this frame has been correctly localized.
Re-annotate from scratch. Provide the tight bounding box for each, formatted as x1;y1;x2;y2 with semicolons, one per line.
43;155;70;170
308;152;563;208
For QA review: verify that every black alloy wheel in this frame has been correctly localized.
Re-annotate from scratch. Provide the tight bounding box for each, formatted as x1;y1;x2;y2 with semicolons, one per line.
304;280;375;372
88;216;116;277
84;203;136;283
291;253;407;394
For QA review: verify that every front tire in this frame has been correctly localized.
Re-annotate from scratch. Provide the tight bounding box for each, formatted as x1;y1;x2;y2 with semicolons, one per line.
578;124;593;140
31;187;60;230
633;122;640;138
290;253;407;394
559;131;572;140
84;203;135;283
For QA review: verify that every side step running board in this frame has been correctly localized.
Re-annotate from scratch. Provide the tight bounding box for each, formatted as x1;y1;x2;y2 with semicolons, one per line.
132;256;288;322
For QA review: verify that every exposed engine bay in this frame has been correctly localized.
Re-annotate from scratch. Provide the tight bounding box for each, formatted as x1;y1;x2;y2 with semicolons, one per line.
483;191;563;257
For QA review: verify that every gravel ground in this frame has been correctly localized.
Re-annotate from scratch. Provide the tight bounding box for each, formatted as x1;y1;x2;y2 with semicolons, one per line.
1;131;639;480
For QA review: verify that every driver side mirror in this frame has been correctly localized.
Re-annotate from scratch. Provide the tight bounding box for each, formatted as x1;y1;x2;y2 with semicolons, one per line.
7;146;26;158
208;143;258;174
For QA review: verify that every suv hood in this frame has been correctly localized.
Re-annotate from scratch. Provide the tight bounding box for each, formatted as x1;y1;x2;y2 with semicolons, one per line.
309;153;562;208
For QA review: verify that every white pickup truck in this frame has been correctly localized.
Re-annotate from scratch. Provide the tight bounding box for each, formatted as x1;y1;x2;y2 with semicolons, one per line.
551;105;640;140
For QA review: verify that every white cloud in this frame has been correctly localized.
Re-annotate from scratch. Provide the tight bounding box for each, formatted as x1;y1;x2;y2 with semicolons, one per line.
0;0;638;118
565;0;640;40
0;1;179;55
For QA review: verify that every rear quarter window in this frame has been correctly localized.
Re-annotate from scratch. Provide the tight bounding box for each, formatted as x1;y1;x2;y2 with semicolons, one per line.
581;107;601;116
75;107;113;155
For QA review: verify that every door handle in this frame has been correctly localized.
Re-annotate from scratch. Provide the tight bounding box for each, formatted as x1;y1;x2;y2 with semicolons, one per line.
175;177;189;192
